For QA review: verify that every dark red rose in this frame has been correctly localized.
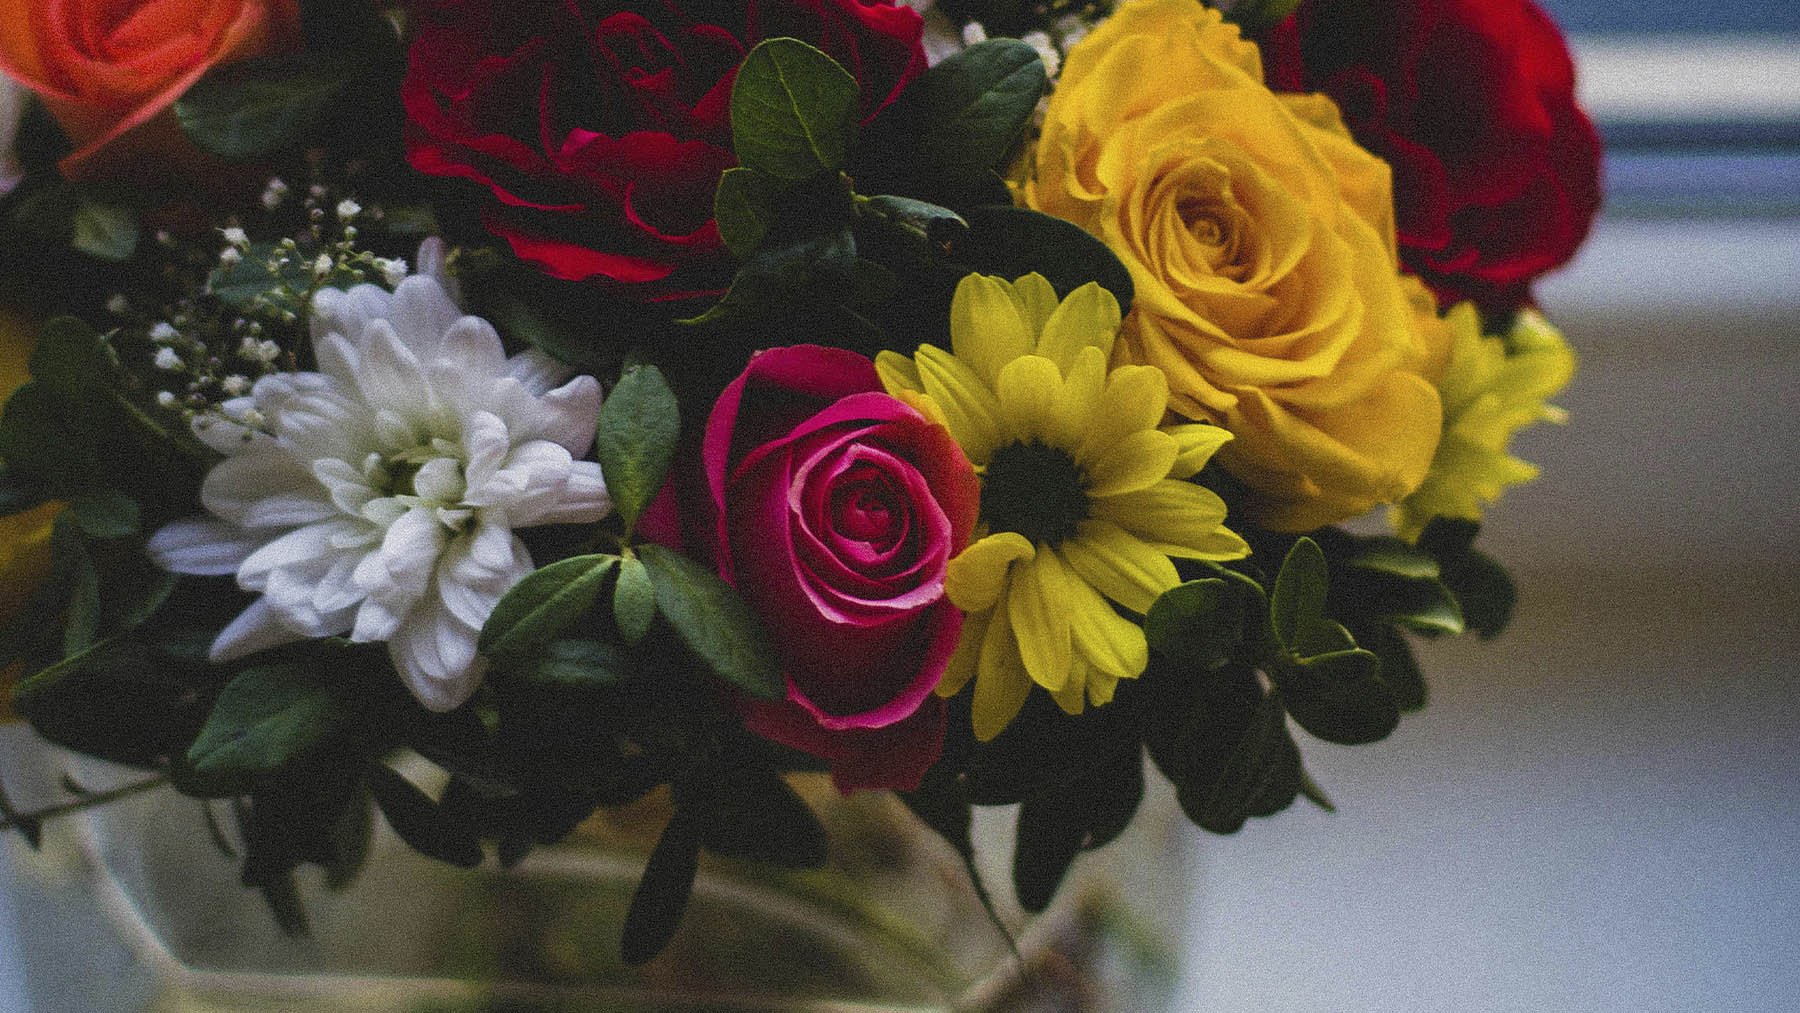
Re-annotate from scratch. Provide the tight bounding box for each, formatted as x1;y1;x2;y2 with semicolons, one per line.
402;0;926;299
701;345;978;791
1264;0;1602;314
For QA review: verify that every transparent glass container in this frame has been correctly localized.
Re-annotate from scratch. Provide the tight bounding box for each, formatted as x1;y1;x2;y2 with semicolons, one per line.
2;735;1191;1011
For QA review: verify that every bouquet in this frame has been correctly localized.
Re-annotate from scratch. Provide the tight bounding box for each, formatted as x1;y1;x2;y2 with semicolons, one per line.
0;0;1598;973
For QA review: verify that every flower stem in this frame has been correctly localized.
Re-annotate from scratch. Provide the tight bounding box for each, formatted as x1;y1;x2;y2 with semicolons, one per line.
0;775;169;834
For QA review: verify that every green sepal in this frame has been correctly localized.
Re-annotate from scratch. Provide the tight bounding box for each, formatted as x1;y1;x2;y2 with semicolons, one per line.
635;543;783;700
730;38;861;181
478;553;619;659
594;363;679;536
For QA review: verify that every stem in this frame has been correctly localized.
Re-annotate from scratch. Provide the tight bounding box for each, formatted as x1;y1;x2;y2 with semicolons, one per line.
0;775;169;833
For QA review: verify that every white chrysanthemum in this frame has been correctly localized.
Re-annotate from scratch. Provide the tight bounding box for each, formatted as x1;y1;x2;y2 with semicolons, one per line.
149;240;609;711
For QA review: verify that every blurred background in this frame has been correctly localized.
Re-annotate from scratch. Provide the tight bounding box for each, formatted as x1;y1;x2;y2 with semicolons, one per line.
1176;1;1800;1009
3;2;1797;1010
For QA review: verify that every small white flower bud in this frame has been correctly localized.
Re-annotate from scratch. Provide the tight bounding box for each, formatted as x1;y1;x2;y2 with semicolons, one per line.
156;390;178;408
336;199;362;221
222;375;252;396
313;253;334;279
377;258;409;287
218;247;243;267
220;227;249;248
106;294;130;316
149;322;179;343
154;347;183;371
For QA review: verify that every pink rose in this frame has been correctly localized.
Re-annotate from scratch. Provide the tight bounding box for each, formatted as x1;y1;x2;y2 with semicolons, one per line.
701;345;978;791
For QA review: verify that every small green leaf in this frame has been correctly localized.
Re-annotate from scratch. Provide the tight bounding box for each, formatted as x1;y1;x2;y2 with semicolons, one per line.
1418;519;1517;639
175;54;357;160
614;555;656;645
68;488;139;538
860;195;968;245
70;201;138;261
679;227;859;328
0;467;48;517
947;206;1135;314
186;664;347;780
595;364;679;536
730;38;861;181
689;767;827;868
621;810;702;965
479;554;618;658
636;544;783;700
714;167;781;258
1155;666;1303;835
1270;537;1328;652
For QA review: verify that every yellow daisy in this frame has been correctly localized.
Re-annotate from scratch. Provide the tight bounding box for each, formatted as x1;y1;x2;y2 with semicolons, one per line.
877;273;1248;740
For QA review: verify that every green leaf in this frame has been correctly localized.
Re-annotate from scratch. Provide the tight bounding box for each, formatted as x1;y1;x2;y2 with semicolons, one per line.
175;54;357;160
1145;578;1241;667
207;241;315;308
28;316;112;396
517;639;628;691
635;544;783;700
186;664;348;780
1316;529;1464;637
688;767;827;868
478;554;618;658
68;488;139;538
365;764;483;869
903;39;1047;182
59;526;99;656
614;555;656;646
680;227;859;328
730;38;861;181
1152;666;1302;835
620;810;702;965
946;206;1135;314
1356;623;1426;711
1270;537;1328;653
1418;519;1517;639
594;364;679;536
0;467;48;517
860;195;968;245
1221;0;1304;34
70;201;138;261
1272;649;1399;746
714;167;781;258
1012;745;1143;913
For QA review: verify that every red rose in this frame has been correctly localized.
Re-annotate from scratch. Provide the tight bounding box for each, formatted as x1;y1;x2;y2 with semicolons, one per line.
1264;0;1602;314
402;0;926;299
701;345;978;791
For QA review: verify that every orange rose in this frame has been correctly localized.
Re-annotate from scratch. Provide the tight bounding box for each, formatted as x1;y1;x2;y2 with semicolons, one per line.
0;0;301;178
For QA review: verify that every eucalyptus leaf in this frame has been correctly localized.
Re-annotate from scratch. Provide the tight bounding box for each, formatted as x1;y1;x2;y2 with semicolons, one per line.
479;554;618;658
594;363;679;535
186;664;348;781
614;555;656;645
730;38;860;181
636;544;782;700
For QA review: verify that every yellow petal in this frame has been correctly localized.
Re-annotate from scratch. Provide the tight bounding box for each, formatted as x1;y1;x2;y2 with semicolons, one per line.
995;354;1071;446
1077;364;1169;463
950;273;1033;387
1083;429;1178;497
1165;422;1234;479
945;532;1035;612
1010;272;1061;338
1094;480;1248;561
917;344;1004;463
1050;658;1088;716
1059;517;1180;614
1087;668;1122;707
1059;549;1150;682
1008;549;1073;692
973;612;1032;741
875;349;925;396
1035;281;1121;372
937;606;989;698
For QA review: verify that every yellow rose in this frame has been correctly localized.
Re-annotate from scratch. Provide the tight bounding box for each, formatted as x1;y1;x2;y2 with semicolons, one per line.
1392;305;1575;543
1;312;62;721
1021;0;1441;532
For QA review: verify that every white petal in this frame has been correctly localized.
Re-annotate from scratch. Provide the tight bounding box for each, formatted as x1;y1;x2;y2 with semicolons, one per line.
311;332;362;386
355;320;433;427
237;520;362;590
147;517;266;576
351;596;403;642
466;516;518;571
387;274;462;359
310;282;392;350
516;461;611;526
459;411;511;495
378;506;447;602
210;599;308;663
437;532;531;630
312;551;367;614
412;456;465;502
388;596;483;712
434;316;507;381
505;348;573;396
521;374;602;455
201;450;335;528
312;457;377;515
192;404;265;454
413;238;456;300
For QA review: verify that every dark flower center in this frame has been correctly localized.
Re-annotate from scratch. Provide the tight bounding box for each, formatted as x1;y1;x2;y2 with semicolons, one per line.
981;441;1089;546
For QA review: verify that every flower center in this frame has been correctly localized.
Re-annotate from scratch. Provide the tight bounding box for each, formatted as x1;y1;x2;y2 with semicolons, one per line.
981;441;1089;546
